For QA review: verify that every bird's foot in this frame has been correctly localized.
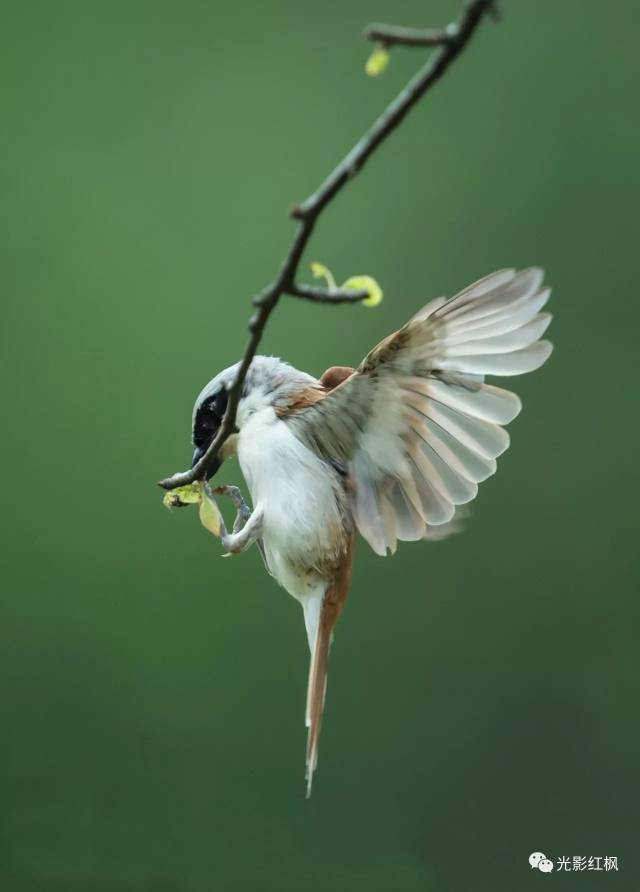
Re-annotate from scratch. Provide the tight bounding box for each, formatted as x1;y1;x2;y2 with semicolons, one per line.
213;484;252;534
220;534;242;556
211;489;264;558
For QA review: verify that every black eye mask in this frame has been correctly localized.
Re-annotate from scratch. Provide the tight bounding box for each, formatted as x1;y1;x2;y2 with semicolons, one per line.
193;389;229;450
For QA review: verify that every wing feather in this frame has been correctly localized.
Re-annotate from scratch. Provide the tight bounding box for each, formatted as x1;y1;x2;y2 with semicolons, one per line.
287;268;553;554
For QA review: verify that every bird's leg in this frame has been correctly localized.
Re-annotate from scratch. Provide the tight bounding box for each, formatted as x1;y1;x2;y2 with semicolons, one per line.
214;484;252;533
219;506;264;556
213;485;264;557
213;485;271;571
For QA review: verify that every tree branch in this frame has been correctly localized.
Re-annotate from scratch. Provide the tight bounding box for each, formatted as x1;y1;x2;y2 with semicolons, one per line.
284;284;370;304
364;23;457;48
364;2;499;47
158;0;496;492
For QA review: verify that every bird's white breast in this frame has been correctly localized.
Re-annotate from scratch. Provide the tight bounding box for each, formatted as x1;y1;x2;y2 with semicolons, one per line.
237;407;345;601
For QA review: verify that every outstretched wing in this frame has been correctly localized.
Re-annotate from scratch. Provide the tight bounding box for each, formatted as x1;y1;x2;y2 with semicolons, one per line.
287;268;553;555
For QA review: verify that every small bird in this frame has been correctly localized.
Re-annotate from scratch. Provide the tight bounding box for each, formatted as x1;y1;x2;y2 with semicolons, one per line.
190;268;552;795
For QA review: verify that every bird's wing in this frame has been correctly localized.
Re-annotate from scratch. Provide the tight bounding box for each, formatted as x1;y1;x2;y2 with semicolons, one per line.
286;268;552;555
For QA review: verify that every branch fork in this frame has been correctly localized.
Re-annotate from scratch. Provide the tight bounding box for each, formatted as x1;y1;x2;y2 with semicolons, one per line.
158;0;496;493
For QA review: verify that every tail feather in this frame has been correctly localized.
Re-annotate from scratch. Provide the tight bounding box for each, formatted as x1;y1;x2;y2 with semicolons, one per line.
303;537;354;798
305;604;335;797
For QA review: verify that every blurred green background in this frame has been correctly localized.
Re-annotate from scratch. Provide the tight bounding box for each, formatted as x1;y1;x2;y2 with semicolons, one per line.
1;1;638;889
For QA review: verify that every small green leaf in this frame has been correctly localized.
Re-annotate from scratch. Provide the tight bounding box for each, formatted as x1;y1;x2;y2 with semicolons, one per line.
365;45;390;77
163;482;202;509
162;481;224;538
199;485;223;537
310;261;337;291
342;275;384;307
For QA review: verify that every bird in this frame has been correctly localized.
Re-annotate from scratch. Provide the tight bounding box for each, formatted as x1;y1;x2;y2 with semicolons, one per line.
189;267;553;796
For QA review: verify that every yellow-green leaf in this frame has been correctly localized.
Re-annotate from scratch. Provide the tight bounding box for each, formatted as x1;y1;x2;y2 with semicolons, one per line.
163;482;202;509
342;275;384;307
198;486;223;537
310;261;337;291
365;45;389;77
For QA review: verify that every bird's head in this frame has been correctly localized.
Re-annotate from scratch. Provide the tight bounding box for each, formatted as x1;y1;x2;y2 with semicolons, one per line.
190;356;318;479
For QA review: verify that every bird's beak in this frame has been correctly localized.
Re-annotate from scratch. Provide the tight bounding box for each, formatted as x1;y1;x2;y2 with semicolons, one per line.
192;445;221;480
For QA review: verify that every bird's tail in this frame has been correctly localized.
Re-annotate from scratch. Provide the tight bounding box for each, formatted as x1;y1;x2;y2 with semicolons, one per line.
304;595;338;798
303;537;354;797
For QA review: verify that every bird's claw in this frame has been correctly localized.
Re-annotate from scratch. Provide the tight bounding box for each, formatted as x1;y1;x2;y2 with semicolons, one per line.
211;485;263;561
220;532;243;556
214;485;252;533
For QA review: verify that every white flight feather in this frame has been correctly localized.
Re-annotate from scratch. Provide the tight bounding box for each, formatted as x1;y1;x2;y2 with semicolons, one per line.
283;266;552;554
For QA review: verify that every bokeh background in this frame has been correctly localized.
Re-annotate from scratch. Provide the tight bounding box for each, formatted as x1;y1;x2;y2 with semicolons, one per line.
2;1;639;889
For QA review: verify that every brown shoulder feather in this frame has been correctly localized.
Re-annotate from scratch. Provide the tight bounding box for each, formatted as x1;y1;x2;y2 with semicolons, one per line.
319;366;356;391
274;384;325;418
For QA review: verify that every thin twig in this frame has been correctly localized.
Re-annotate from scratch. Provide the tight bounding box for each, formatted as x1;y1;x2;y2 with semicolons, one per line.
364;23;457;48
158;0;495;492
284;284;369;304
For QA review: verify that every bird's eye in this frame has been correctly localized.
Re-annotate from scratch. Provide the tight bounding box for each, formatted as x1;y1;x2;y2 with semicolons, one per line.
204;390;228;420
200;412;218;431
193;389;229;447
